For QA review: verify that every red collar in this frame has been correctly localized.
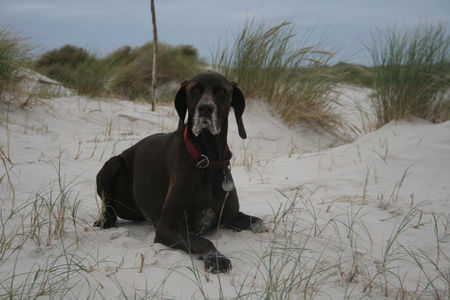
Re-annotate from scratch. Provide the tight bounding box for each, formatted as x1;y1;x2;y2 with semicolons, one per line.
183;126;232;169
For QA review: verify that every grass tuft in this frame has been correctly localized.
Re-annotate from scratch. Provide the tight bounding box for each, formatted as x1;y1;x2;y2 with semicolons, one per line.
213;20;347;138
367;24;450;127
327;62;374;87
0;27;32;101
36;43;205;101
35;45;113;97
106;43;204;101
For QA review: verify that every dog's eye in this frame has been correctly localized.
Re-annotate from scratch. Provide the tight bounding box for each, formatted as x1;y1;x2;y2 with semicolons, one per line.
217;89;226;95
191;87;200;94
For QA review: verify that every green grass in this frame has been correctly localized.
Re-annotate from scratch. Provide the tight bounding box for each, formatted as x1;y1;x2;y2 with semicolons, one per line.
36;43;206;100
35;45;114;97
105;43;205;101
0;27;32;101
213;20;345;136
327;62;374;87
367;24;450;127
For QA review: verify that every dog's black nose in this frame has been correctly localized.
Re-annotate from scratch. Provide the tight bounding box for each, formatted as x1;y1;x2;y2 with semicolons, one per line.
197;101;215;116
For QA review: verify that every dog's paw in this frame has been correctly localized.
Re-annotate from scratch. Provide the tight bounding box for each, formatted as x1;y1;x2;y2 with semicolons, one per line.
250;219;268;233
93;218;116;229
203;251;232;273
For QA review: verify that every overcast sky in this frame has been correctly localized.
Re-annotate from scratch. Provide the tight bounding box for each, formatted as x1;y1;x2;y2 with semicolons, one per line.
1;0;449;65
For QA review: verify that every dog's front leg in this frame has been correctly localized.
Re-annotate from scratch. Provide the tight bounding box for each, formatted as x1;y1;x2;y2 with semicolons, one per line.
155;223;231;273
154;186;231;273
225;211;266;232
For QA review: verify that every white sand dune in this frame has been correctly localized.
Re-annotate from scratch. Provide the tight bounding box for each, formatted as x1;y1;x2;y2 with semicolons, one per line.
0;84;448;298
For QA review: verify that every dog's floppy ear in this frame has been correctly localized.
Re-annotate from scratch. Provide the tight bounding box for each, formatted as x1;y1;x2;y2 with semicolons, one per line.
231;81;247;139
174;80;188;125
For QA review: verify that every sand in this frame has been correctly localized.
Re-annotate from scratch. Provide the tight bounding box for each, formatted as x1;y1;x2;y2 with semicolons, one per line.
0;80;448;298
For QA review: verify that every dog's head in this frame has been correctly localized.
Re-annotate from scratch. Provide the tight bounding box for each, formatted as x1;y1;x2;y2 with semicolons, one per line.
174;71;247;139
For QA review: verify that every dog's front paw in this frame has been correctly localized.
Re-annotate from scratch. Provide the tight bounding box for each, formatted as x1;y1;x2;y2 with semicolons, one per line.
250;218;268;233
93;218;116;229
203;251;232;273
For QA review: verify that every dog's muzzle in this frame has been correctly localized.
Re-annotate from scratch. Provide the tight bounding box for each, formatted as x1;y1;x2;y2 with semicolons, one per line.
192;100;220;136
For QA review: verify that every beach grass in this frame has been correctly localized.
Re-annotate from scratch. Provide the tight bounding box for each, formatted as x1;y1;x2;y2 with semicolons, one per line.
36;43;206;101
213;20;347;138
0;27;33;101
367;24;450;127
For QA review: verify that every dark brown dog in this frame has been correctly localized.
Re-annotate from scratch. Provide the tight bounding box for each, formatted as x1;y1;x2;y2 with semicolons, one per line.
94;71;263;273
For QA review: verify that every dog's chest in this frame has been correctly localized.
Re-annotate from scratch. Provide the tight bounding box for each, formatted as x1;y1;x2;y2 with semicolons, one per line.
190;208;216;235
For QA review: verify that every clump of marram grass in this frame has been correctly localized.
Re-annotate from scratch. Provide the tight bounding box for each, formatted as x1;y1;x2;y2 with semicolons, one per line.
36;43;205;101
0;27;32;101
213;20;346;138
72;55;116;97
367;24;450;127
327;62;374;87
105;43;205;101
36;45;114;97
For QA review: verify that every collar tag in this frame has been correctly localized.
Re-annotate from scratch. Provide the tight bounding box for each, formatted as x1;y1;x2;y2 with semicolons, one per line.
196;154;210;169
